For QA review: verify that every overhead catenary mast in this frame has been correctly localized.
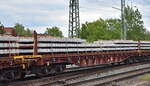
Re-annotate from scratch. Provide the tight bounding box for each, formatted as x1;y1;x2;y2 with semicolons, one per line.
121;0;126;40
68;0;126;39
69;0;80;38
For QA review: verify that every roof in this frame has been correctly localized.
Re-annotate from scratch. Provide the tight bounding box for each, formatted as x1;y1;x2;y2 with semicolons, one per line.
3;27;16;36
3;27;15;31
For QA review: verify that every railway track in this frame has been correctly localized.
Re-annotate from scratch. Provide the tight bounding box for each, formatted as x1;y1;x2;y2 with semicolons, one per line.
69;66;150;86
6;64;111;86
5;62;150;86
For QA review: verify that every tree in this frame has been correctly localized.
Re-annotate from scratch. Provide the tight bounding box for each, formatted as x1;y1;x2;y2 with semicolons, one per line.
25;28;33;37
105;19;121;39
125;6;147;40
14;23;33;37
14;23;26;36
79;5;149;42
45;27;63;37
0;22;5;34
79;18;121;42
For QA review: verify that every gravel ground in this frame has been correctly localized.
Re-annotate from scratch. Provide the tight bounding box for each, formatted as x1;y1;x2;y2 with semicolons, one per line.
105;74;150;86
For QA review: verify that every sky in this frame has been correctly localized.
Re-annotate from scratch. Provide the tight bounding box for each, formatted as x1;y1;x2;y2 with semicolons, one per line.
0;0;150;37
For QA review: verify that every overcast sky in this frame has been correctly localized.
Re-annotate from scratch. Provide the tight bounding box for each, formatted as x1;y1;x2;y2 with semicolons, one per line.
0;0;150;37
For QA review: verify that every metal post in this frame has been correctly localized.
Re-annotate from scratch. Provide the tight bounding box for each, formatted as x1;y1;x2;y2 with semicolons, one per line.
69;0;80;38
33;31;38;55
121;0;126;40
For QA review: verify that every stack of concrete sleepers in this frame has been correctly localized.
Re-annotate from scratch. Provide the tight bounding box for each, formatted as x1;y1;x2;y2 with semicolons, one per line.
0;36;19;57
94;40;150;50
18;37;33;55
18;37;86;55
1;35;150;57
18;37;145;55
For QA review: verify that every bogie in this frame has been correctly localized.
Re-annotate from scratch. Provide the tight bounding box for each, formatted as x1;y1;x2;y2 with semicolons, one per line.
0;68;25;81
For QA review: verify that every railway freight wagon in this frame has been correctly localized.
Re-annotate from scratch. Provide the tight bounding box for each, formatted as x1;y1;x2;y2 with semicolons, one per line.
0;32;150;81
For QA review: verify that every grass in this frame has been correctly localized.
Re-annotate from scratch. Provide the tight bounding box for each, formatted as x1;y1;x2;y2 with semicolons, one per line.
140;74;150;81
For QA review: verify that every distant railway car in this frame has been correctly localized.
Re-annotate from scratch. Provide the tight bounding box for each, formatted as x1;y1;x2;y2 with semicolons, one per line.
0;32;150;81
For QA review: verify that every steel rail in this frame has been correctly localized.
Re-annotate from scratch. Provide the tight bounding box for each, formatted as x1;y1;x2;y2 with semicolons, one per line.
66;66;150;86
7;62;150;86
43;62;150;86
7;64;111;86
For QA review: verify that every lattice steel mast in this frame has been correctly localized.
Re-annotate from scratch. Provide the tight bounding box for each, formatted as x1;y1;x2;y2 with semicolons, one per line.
69;0;80;38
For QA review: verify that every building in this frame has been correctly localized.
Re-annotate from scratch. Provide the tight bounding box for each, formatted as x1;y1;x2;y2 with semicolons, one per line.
3;27;16;36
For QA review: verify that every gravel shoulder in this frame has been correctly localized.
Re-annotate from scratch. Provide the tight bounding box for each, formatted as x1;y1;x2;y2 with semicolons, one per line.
107;73;150;86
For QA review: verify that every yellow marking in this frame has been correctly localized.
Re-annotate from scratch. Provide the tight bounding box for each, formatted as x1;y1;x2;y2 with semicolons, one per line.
14;55;42;59
14;55;42;69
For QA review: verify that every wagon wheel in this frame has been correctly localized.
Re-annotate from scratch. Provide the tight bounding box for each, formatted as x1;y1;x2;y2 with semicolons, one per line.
47;65;62;74
3;70;15;81
35;66;50;76
49;66;57;74
55;65;65;73
15;70;26;79
41;66;50;75
20;72;26;79
3;69;25;81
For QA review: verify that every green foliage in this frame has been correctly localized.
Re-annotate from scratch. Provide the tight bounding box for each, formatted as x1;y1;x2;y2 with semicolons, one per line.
79;6;150;42
0;22;5;34
80;18;121;42
0;29;5;34
25;28;33;37
14;23;33;37
0;22;3;29
14;24;63;37
14;23;26;36
125;6;148;40
45;27;63;37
